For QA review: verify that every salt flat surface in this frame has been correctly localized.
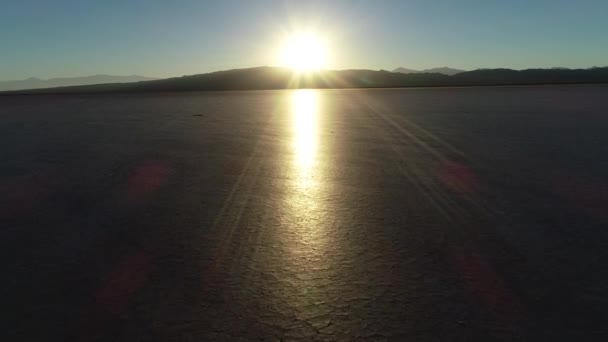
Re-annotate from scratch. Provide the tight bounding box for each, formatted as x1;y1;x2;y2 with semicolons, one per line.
2;85;608;341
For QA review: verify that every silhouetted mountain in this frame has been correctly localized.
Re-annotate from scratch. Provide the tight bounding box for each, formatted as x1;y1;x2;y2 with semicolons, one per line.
0;74;156;91
3;66;608;94
421;67;466;75
393;67;419;74
393;67;466;75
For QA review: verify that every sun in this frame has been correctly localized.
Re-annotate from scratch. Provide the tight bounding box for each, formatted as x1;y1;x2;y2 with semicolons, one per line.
280;33;328;72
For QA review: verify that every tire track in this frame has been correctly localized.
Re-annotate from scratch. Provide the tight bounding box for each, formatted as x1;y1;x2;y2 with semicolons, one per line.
361;98;528;337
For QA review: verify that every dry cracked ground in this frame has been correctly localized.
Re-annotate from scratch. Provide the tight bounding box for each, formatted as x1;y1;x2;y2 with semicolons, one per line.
2;85;608;341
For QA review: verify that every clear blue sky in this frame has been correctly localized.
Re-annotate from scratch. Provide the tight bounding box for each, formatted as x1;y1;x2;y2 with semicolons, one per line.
2;0;607;80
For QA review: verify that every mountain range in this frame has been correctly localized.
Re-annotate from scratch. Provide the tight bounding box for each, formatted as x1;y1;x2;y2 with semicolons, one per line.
0;75;156;91
393;67;466;76
2;66;607;94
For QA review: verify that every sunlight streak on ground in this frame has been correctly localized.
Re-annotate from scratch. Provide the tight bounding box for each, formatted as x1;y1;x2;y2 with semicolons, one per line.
291;89;319;180
285;89;328;240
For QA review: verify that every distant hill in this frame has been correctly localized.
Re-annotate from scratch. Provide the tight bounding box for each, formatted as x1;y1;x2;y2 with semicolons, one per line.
421;67;466;75
0;75;156;91
3;66;608;94
393;67;466;75
393;67;419;74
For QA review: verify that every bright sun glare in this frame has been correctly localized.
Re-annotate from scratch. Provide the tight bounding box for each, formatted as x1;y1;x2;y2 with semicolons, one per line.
281;33;328;72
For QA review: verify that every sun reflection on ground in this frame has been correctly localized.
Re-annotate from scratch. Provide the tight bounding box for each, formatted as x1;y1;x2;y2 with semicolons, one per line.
291;89;319;181
286;89;325;232
282;89;335;314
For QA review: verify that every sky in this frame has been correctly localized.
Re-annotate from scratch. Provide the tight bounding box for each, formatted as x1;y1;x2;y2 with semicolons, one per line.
2;0;608;81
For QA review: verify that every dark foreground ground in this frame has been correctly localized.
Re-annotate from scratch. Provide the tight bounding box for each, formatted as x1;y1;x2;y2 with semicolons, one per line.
2;85;608;341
